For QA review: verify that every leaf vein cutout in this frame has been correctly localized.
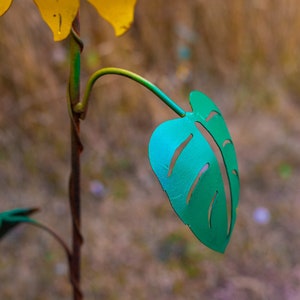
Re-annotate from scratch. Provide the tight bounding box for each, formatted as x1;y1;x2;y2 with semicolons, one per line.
208;191;218;228
186;163;210;203
205;110;219;122
194;121;232;235
168;134;193;177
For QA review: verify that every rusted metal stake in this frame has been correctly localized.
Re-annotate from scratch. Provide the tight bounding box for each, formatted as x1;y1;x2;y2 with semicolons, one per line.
68;13;84;300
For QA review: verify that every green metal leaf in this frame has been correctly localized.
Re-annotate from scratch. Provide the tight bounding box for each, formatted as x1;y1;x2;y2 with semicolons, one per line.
0;208;38;240
148;91;239;253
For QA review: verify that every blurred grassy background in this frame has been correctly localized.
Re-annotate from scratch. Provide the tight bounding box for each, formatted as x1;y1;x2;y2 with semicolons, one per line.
0;0;300;299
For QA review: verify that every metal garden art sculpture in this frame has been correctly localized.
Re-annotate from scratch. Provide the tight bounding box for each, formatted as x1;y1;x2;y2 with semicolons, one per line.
0;1;240;299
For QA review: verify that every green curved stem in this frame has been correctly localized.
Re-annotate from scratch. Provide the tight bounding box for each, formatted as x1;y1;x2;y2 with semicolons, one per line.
74;67;186;119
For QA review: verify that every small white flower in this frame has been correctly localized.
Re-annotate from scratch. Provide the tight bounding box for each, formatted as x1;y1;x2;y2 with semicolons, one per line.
89;180;105;198
253;207;270;225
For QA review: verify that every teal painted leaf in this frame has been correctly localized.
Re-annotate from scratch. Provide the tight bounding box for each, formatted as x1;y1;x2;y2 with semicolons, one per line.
149;91;239;253
0;208;38;240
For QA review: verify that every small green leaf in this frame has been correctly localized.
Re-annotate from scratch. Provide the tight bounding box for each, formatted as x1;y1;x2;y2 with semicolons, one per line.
277;163;293;180
0;208;38;240
149;91;239;253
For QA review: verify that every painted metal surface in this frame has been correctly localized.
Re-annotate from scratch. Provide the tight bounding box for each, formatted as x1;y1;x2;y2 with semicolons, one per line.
149;91;239;252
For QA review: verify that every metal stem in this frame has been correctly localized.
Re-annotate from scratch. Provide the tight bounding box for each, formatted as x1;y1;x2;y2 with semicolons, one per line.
75;67;186;119
68;13;83;300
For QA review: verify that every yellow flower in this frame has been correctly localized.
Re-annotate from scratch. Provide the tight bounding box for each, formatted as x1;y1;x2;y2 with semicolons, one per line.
0;0;137;41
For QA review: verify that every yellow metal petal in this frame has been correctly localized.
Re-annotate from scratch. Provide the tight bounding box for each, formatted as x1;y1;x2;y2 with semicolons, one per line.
0;0;13;16
87;0;137;36
33;0;79;41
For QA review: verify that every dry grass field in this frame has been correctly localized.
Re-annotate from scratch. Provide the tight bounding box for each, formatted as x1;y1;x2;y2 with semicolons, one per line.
0;0;300;299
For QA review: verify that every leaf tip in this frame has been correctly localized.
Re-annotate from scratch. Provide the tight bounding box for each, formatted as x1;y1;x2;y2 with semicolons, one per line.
0;0;13;16
114;22;134;36
88;0;137;37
